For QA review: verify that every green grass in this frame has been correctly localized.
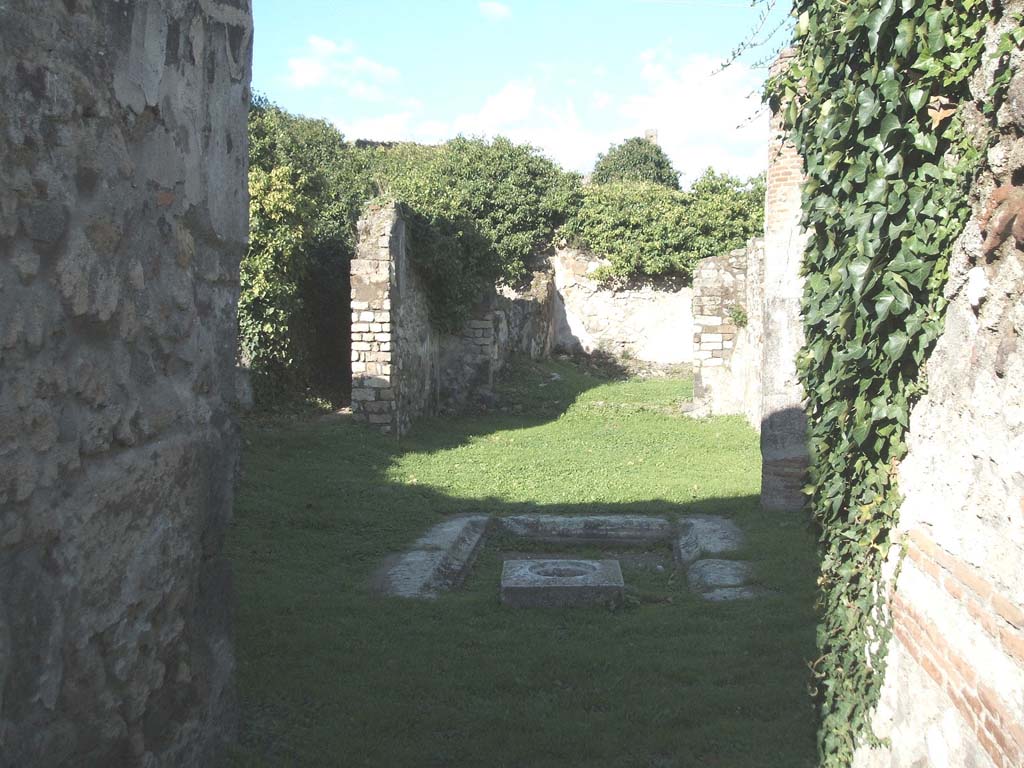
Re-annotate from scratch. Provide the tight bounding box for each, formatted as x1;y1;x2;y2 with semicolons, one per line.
226;359;819;767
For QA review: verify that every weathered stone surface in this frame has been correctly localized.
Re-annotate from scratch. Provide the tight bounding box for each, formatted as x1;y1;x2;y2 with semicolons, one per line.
376;515;490;599
686;559;754;592
0;1;251;764
758;56;810;511
500;559;624;608
496;514;673;544
701;586;772;602
552;247;693;364
674;515;746;565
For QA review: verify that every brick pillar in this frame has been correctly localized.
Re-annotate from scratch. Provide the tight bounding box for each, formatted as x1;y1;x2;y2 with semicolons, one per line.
760;51;809;512
350;206;397;434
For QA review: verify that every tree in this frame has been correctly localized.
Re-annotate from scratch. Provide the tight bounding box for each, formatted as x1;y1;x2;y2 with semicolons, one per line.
591;137;680;189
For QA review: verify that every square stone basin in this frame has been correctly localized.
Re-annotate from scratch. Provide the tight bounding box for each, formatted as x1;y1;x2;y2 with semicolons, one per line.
500;559;624;608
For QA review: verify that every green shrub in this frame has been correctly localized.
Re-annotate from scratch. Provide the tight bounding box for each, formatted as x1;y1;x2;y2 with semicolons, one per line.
727;305;748;328
244;97;376;403
240;164;311;400
591;137;680;189
376;136;581;284
563;170;763;282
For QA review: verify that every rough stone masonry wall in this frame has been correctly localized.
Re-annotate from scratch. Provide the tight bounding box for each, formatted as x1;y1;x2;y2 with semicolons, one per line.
691;243;756;416
552;247;694;365
351;203;555;435
759;50;810;513
852;12;1024;768
0;1;251;766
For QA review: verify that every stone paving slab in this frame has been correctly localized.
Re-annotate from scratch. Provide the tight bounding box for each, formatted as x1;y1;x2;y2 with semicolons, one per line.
496;515;673;544
500;559;624;608
376;515;490;598
674;515;746;565
686;559;769;601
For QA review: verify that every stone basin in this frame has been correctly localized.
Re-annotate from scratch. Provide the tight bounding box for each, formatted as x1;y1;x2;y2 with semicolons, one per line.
500;559;624;608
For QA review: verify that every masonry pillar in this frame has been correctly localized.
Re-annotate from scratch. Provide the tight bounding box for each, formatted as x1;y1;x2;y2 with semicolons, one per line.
760;52;809;512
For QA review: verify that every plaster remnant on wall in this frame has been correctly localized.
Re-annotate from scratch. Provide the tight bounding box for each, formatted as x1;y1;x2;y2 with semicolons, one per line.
551;247;694;365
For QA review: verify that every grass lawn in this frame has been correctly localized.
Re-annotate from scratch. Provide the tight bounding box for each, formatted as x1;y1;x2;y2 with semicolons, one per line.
225;359;819;767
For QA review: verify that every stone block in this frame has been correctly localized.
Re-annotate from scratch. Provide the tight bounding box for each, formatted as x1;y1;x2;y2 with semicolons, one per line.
351;388;377;401
500;559;624;608
496;515;673;544
674;515;746;565
375;515;491;598
687;559;754;592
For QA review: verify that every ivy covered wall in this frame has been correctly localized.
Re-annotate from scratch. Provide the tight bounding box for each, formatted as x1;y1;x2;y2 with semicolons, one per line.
770;0;1024;764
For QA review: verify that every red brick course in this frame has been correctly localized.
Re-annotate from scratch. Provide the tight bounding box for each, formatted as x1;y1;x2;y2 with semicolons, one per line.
890;529;1024;768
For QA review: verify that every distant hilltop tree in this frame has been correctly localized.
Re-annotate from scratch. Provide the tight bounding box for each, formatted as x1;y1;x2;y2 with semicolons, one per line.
591;136;680;190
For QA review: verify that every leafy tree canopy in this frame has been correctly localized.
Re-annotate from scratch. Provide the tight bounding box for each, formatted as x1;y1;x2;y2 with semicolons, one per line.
564;169;764;282
591;137;680;189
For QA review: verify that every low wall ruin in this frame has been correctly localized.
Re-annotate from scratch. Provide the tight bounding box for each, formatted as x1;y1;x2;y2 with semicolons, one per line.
0;1;251;764
350;203;555;435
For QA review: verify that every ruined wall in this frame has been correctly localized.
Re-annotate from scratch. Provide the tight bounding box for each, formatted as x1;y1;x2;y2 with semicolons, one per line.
852;19;1024;767
351;204;555;435
691;243;759;417
759;52;810;512
552;247;694;365
0;1;251;765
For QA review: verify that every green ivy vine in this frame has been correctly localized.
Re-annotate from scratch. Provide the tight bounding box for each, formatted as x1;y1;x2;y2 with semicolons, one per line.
768;0;1020;764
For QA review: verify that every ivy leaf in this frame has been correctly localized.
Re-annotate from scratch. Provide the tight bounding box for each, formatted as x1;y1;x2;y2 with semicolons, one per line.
908;88;928;112
879;114;902;143
883;331;909;360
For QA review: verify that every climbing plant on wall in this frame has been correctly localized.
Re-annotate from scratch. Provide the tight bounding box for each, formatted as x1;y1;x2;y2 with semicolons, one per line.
769;0;1021;764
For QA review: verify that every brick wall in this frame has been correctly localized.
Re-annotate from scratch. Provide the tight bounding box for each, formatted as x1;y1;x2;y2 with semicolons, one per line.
759;50;809;512
691;245;755;415
350;205;402;433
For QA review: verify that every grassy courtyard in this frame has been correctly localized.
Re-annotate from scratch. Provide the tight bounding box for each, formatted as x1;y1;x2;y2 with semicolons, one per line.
225;360;819;767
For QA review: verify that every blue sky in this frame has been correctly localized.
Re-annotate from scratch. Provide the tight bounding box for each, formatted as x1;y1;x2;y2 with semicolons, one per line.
252;0;791;183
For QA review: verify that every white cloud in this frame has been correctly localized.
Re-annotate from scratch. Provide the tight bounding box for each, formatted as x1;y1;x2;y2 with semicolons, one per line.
453;81;536;134
324;45;767;180
284;36;399;101
335;112;414;142
618;49;767;183
286;57;329;88
479;2;511;21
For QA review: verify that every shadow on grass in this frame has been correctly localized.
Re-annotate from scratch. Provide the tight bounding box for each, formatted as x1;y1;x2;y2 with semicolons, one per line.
225;357;819;768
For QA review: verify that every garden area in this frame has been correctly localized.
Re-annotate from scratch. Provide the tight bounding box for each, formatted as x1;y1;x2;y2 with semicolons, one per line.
225;360;819;767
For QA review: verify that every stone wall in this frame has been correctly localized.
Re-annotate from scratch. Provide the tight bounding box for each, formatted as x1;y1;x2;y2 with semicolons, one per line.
852;14;1024;767
551;247;694;365
0;1;251;765
758;50;810;513
691;244;753;415
351;204;555;435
